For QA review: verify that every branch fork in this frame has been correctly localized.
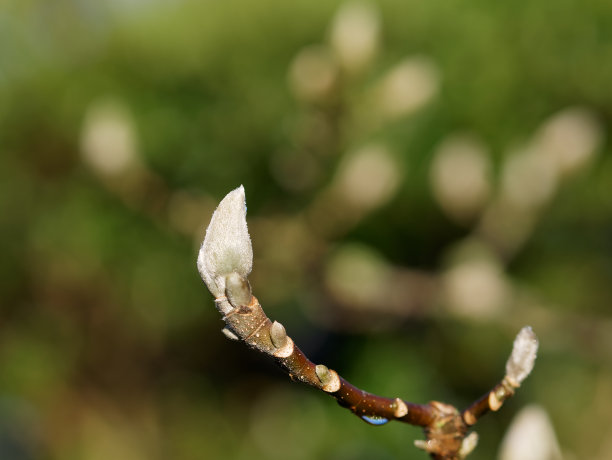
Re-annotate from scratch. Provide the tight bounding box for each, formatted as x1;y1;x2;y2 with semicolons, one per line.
197;186;539;460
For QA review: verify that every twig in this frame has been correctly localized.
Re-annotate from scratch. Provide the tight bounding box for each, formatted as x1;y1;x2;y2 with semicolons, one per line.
197;186;538;459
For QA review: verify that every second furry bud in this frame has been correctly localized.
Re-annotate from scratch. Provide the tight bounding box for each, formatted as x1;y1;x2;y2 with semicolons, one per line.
225;272;252;307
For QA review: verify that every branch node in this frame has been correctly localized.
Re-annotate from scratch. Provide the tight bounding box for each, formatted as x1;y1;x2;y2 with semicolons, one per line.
272;336;294;358
463;411;477;426
503;375;520;389
489;380;514;412
314;365;341;392
393;398;408;418
322;369;341;393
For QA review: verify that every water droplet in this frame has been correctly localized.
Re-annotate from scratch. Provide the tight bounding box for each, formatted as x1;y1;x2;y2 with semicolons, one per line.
360;415;389;426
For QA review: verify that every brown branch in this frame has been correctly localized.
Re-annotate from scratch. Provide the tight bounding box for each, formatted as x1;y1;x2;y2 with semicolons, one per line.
215;275;533;459
220;290;438;421
461;377;517;427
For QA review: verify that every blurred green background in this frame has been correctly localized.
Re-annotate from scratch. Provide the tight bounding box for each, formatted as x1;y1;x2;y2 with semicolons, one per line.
2;0;612;459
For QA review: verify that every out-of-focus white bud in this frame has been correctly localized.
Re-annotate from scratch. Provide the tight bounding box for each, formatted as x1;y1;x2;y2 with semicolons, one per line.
334;143;401;212
430;134;492;223
534;107;603;177
505;326;538;386
325;243;391;310
498;404;562;460
375;56;440;119
501;147;558;210
442;242;511;320
80;98;138;176
329;0;380;73
197;186;253;298
288;45;339;103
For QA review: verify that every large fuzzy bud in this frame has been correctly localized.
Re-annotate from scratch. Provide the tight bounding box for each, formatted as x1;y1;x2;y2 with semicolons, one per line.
505;326;538;386
197;186;253;298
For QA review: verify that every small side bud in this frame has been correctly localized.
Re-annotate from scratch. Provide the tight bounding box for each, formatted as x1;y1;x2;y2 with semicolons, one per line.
488;389;505;411
392;398;408;418
414;440;432;452
221;327;240;341
270;321;287;349
315;364;332;385
225;272;252;307
459;432;479;459
505;326;539;386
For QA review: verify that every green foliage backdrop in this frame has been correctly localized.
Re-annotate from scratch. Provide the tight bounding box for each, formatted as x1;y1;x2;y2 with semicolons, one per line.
1;1;612;459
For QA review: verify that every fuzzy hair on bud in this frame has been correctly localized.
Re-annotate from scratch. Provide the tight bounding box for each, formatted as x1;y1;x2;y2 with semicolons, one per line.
505;326;538;385
197;186;253;298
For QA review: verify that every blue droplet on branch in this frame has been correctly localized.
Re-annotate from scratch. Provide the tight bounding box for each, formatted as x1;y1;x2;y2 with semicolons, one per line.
360;415;389;426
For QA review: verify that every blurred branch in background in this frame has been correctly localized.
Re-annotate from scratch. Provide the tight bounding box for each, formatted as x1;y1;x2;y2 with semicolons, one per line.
1;0;612;459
